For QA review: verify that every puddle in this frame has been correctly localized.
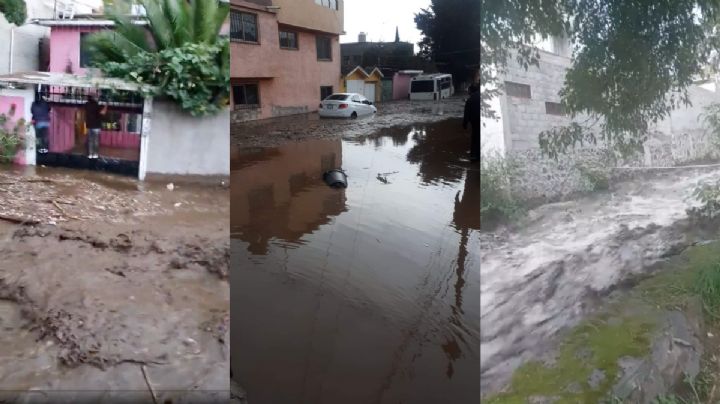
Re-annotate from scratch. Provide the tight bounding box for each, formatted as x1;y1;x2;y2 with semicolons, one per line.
231;119;480;403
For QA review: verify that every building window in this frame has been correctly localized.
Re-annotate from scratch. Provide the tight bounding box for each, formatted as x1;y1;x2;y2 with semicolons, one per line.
320;86;333;100
279;30;298;49
233;83;260;107
314;0;338;10
545;101;565;116
316;36;332;60
230;11;258;42
80;32;93;68
504;81;531;98
126;113;142;133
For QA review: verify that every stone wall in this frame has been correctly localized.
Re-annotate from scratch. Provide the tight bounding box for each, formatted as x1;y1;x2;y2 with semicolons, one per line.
492;49;720;203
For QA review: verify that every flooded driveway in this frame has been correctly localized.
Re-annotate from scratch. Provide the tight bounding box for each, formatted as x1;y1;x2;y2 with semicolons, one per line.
231;119;480;404
0;166;229;403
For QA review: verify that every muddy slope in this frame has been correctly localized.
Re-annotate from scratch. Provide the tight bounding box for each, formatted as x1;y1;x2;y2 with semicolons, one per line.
480;166;720;395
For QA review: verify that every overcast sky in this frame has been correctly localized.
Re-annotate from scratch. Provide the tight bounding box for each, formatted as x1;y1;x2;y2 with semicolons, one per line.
341;0;432;53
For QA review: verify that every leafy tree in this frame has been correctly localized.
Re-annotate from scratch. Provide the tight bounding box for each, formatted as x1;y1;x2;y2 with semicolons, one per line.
482;0;720;157
0;0;27;26
415;0;480;88
87;0;229;116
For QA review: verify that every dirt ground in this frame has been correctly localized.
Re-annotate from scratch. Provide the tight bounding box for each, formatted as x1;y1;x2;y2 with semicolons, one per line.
0;166;229;403
231;97;466;148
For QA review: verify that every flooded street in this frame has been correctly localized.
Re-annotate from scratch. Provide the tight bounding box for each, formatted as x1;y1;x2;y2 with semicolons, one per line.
231;119;480;403
0;166;229;403
480;166;720;396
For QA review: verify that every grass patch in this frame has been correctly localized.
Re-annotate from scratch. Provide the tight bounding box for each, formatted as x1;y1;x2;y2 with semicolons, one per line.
486;316;656;404
486;241;720;403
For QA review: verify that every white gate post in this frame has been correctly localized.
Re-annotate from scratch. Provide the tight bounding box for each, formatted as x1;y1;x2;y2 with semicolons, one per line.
138;96;152;180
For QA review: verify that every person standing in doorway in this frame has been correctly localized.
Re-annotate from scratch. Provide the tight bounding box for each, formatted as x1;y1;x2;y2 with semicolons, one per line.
85;95;108;159
462;84;480;162
31;94;51;154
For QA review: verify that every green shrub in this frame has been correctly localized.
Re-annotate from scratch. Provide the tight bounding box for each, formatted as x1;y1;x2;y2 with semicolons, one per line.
687;181;720;220
577;164;610;191
0;0;27;26
0;107;25;163
481;155;523;227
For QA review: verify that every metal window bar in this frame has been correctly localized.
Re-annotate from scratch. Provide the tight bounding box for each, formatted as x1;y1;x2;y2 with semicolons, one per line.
40;85;143;109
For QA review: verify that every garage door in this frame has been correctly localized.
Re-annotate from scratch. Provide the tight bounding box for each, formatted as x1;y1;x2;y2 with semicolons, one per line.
347;80;364;95
363;83;375;102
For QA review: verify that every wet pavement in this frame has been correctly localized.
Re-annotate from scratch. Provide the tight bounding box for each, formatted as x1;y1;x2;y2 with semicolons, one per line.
231;97;466;148
0;166;229;403
479;166;720;396
231;118;480;404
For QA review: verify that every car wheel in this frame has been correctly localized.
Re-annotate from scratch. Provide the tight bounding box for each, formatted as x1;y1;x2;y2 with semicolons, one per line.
351;111;358;119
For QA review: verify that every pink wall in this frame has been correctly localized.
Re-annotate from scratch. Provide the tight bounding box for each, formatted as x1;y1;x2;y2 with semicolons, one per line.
231;8;342;120
392;73;414;100
0;96;26;164
49;26;104;74
49;106;76;153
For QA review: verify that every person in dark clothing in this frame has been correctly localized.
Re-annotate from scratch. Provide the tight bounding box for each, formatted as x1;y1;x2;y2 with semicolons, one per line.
462;84;480;162
31;95;51;154
85;95;108;159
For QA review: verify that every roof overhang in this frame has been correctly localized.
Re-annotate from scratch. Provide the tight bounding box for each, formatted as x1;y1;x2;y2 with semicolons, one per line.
0;72;155;93
32;17;148;27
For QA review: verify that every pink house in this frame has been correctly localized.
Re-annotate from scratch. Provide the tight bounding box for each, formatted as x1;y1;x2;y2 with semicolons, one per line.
392;70;423;100
34;18;149;155
230;0;344;122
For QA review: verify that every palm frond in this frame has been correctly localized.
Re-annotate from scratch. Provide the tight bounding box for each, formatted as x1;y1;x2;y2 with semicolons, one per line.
140;0;174;50
163;0;192;45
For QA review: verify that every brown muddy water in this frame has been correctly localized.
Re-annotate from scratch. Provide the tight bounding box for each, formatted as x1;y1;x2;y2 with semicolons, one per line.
231;119;480;404
0;166;229;403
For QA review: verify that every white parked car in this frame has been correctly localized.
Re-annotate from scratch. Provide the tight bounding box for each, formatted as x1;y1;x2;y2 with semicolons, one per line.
318;93;377;119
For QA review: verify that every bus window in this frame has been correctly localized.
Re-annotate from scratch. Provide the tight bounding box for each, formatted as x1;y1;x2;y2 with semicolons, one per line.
411;80;435;93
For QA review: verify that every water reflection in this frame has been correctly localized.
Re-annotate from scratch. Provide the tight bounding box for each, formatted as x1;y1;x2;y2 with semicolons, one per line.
231;118;479;404
231;140;347;254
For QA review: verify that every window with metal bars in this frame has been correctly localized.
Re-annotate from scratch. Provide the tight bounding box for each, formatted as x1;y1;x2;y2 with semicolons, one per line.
230;11;258;42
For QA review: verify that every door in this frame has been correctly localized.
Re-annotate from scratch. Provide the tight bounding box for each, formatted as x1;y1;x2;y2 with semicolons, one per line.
347;80;364;95
363;82;375;103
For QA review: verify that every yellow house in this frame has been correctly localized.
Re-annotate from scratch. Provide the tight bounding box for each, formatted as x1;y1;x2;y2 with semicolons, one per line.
340;66;384;103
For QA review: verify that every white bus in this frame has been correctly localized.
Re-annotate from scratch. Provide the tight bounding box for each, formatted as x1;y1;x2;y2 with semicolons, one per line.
409;74;454;101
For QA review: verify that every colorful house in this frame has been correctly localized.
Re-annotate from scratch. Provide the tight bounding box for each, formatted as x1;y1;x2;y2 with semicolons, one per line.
339;66;383;103
0;16;229;179
230;0;344;123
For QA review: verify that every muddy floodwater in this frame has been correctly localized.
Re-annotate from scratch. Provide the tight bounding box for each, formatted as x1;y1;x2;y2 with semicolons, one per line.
231;119;480;404
480;166;720;396
0;166;229;403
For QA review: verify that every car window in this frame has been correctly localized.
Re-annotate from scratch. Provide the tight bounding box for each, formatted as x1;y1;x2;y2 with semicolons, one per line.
351;95;361;102
326;94;349;101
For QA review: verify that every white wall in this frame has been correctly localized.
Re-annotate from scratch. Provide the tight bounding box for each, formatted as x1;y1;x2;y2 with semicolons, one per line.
0;13;48;74
145;101;230;177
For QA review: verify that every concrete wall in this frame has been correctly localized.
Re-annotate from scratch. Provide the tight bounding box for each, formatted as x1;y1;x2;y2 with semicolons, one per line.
274;0;344;35
145;101;229;176
231;4;341;122
487;41;720;203
0;14;49;74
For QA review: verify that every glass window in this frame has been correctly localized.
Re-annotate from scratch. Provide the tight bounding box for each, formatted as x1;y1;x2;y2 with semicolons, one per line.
316;36;332;60
230;11;258;42
279;30;298;49
411;80;435;93
505;81;532;98
545;102;565;116
326;94;349;101
102;111;122;131
233;84;260;106
320;86;334;100
80;32;93;68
